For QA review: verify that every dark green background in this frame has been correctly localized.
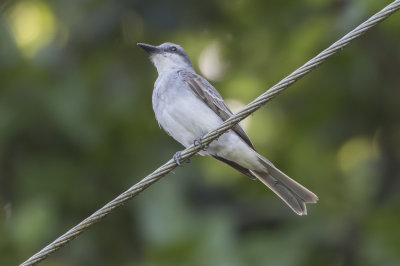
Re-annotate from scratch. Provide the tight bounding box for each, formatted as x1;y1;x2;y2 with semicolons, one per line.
1;0;400;265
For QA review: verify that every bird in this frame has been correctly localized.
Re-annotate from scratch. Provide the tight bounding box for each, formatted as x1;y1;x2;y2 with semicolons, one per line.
137;42;318;215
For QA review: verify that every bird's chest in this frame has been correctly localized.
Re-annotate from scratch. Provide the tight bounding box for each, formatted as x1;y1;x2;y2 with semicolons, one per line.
151;72;216;146
152;73;185;113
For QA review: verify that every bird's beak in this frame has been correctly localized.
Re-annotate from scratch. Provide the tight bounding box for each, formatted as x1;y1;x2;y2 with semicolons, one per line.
137;43;159;54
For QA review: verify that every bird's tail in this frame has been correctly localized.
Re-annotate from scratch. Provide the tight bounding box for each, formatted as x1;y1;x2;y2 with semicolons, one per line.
250;155;318;215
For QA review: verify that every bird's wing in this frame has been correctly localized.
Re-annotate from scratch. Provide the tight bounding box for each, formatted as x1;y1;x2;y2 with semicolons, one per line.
178;70;255;150
212;155;257;180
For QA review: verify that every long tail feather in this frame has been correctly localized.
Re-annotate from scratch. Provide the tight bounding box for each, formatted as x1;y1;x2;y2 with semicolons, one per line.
251;156;318;215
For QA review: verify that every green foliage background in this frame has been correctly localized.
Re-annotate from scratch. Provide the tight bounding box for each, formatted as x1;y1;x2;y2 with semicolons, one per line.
1;0;400;265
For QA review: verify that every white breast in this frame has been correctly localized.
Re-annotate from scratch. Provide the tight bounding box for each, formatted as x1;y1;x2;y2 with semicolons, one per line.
152;70;223;147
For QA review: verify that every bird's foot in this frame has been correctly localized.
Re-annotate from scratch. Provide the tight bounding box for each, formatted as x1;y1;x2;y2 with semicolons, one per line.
173;151;183;166
173;151;191;166
194;134;208;151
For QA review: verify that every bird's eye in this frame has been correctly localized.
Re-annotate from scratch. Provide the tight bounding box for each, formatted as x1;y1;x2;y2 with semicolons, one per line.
170;46;177;52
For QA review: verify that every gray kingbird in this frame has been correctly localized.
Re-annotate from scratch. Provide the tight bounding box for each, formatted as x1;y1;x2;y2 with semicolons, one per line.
138;42;318;215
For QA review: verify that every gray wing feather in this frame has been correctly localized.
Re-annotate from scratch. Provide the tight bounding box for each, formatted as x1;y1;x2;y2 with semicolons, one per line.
178;70;255;150
212;155;257;180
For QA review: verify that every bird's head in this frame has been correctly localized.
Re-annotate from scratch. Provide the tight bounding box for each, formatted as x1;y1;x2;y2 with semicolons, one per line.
137;42;193;74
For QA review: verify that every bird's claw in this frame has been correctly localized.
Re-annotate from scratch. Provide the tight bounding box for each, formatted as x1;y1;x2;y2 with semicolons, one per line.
173;151;182;166
173;151;191;166
174;134;209;166
194;135;208;151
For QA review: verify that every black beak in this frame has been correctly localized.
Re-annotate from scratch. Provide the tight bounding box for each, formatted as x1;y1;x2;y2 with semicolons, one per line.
137;43;159;54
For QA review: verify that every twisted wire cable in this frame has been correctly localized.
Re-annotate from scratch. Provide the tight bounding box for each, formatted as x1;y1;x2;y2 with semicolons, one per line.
20;1;400;265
